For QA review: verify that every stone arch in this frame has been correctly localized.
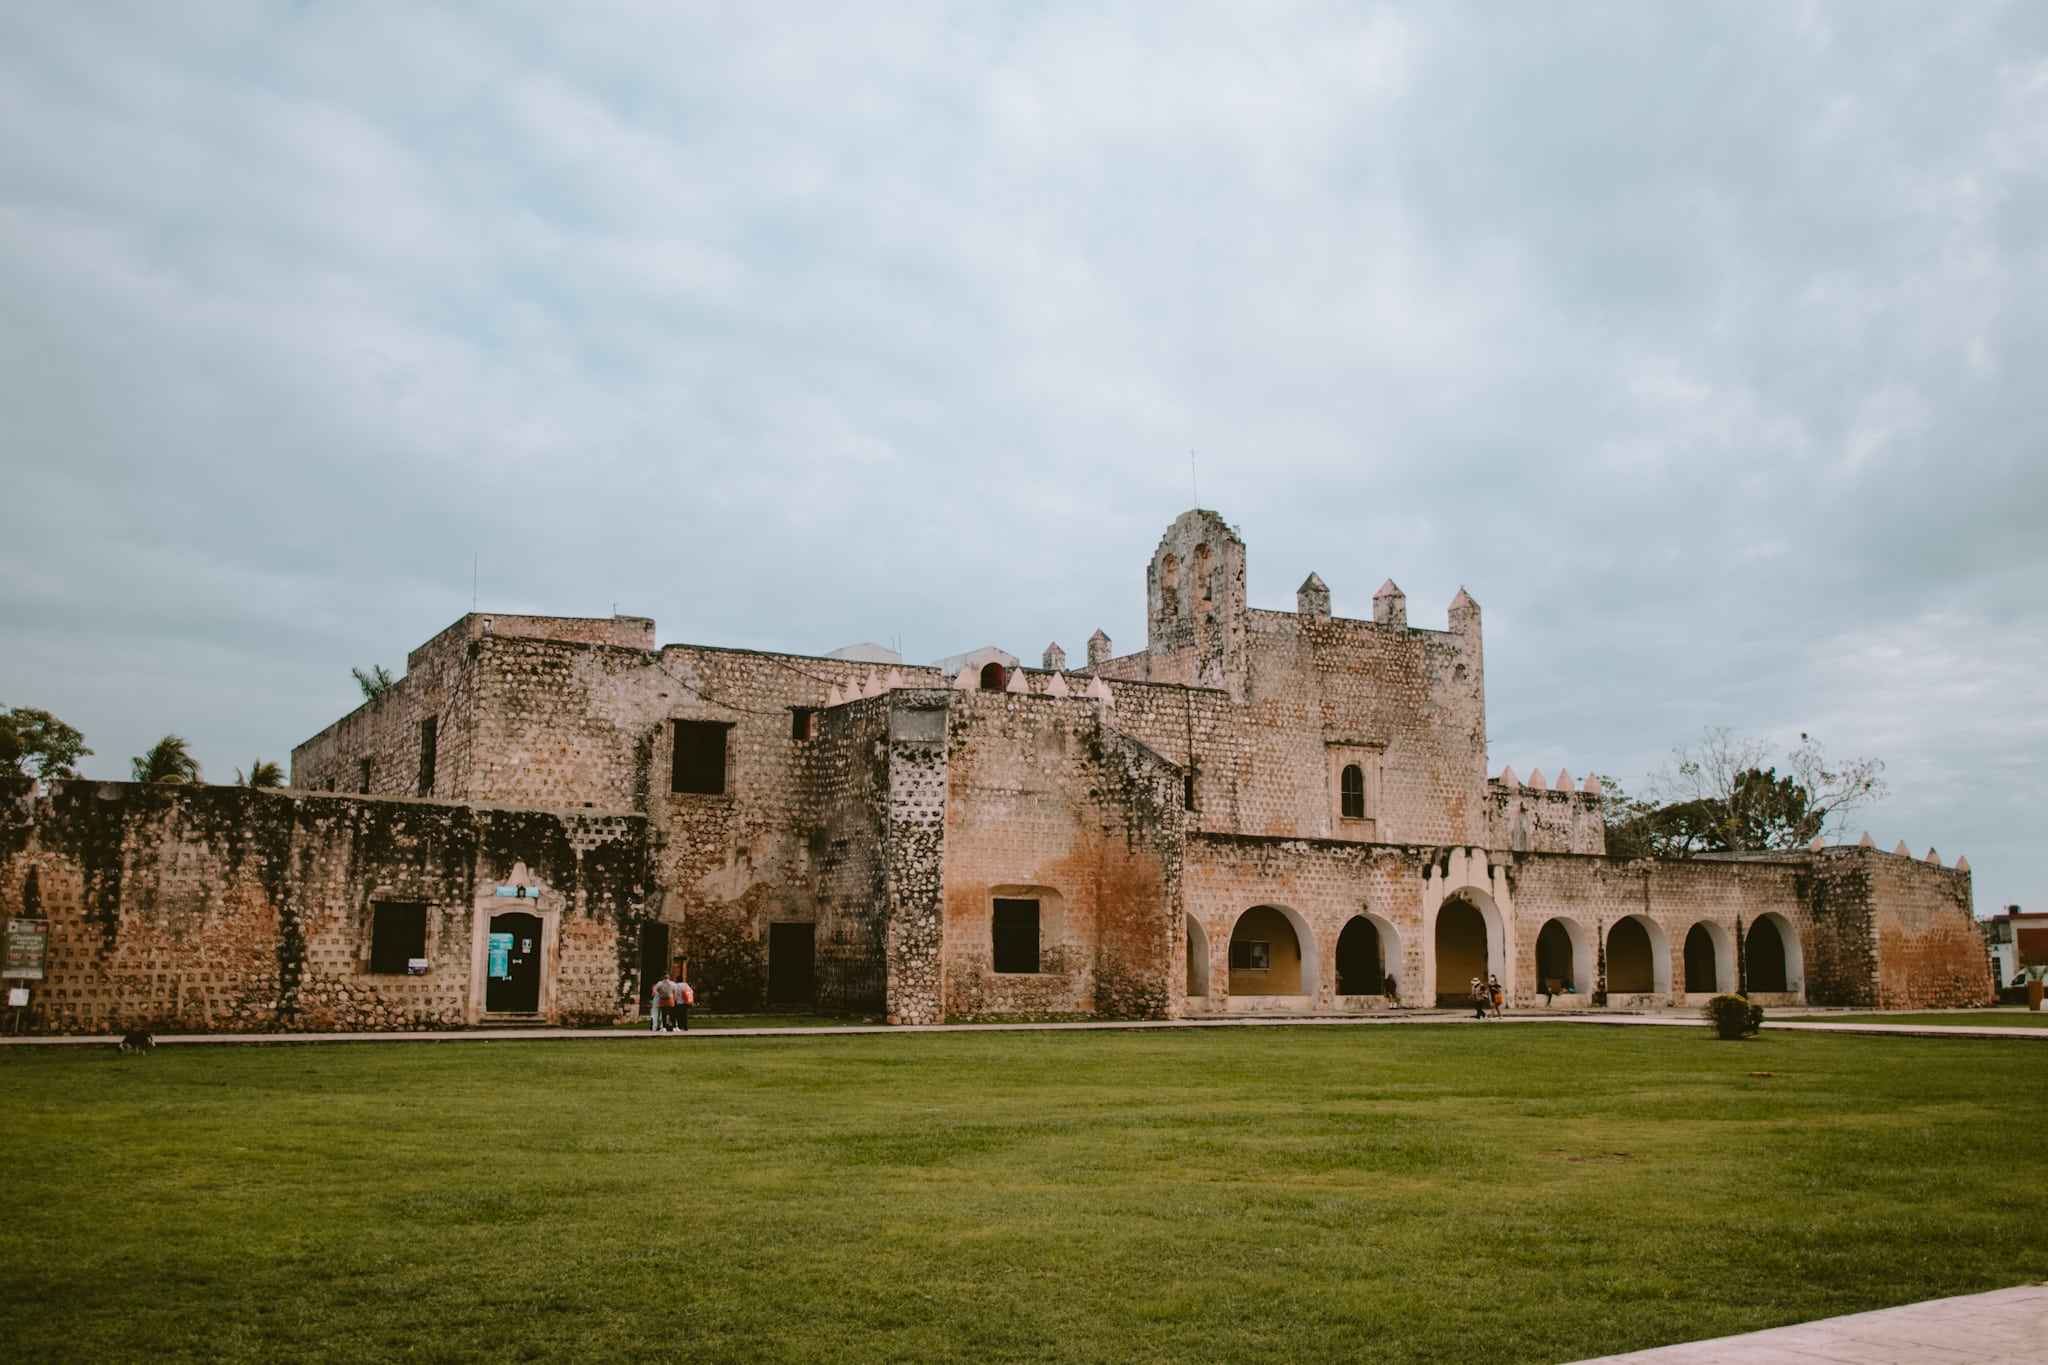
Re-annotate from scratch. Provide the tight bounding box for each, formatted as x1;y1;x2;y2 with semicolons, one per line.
1185;914;1211;998
1606;914;1671;996
1746;912;1802;996
1683;921;1735;995
1433;888;1504;1006
1534;916;1592;998
1229;904;1315;997
979;662;1006;691
1335;913;1401;996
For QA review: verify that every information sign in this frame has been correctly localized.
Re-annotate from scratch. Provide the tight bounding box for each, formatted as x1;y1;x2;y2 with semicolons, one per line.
487;932;512;979
4;918;49;980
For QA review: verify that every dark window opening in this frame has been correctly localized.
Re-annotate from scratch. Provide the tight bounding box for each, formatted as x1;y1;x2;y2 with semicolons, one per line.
979;662;1007;691
1229;939;1270;971
357;756;374;794
1340;763;1365;819
369;901;427;974
767;922;817;1004
1183;772;1197;811
671;720;730;794
791;708;815;742
992;898;1040;973
417;715;438;797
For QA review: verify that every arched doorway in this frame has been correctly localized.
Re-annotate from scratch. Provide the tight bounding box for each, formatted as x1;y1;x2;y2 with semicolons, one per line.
1535;917;1590;997
1434;898;1490;1005
1186;915;1211;998
1746;914;1801;995
979;662;1006;691
1608;918;1654;993
1335;916;1382;995
1684;922;1732;994
1229;905;1310;996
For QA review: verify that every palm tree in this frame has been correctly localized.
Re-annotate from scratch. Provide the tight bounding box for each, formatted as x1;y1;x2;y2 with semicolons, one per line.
234;759;284;789
352;665;398;700
132;735;202;784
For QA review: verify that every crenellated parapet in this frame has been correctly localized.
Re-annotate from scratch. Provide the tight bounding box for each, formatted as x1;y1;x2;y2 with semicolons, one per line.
1486;765;1606;854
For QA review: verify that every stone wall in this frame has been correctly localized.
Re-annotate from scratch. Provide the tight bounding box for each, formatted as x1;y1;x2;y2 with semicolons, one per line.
0;782;651;1033
1808;845;1984;1009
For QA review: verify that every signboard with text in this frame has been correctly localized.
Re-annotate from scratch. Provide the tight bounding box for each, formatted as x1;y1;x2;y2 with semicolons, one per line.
5;918;50;980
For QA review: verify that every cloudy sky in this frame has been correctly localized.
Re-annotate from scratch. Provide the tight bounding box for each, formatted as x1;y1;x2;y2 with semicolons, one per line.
4;2;2043;913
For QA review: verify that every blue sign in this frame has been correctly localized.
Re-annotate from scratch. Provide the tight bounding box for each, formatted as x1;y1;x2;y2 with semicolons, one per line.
488;932;512;979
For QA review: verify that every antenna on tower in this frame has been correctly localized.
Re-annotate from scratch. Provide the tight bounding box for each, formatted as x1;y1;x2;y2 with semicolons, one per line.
472;553;478;610
1190;449;1199;506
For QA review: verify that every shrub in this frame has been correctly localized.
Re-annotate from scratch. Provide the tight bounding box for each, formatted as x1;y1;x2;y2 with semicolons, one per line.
1704;993;1763;1040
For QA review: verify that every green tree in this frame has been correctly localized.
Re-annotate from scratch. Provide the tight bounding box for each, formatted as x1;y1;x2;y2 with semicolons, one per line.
1;706;92;798
1599;729;1885;858
132;735;202;785
234;759;285;789
352;665;398;700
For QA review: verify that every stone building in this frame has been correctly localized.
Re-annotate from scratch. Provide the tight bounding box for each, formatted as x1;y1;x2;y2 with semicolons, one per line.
0;510;1987;1032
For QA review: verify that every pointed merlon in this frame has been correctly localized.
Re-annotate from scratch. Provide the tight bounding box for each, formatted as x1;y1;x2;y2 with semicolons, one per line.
1581;774;1602;795
953;665;976;691
864;672;886;700
1859;831;1876;847
826;683;844;707
883;667;903;692
1526;768;1548;791
1044;672;1071;698
1893;839;1911;857
1553;767;1573;792
1373;578;1407;627
1042;642;1066;672
1086;675;1113;701
1005;666;1029;694
1296;572;1331;622
1955;855;1970;872
1086;629;1112;667
1925;848;1941;866
1497;765;1519;787
1806;836;1823;851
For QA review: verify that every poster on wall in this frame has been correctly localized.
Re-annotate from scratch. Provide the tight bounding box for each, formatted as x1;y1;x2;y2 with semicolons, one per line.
487;932;512;979
4;918;49;980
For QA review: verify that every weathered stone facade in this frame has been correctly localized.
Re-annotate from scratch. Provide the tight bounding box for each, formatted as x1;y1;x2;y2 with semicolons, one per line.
0;508;1986;1032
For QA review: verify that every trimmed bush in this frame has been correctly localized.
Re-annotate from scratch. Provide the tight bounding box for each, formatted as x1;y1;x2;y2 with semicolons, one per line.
1704;993;1764;1040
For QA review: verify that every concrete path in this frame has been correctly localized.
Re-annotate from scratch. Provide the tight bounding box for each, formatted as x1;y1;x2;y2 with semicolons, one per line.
3;1008;2043;1046
1564;1282;2048;1364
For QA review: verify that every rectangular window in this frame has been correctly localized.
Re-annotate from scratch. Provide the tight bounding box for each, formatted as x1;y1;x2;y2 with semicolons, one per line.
358;756;374;794
1183;772;1197;812
791;708;815;743
671;720;730;795
1229;940;1270;971
368;901;428;974
417;716;438;797
992;898;1041;974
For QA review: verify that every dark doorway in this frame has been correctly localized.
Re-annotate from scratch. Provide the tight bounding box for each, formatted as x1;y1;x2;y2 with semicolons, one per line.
1536;919;1577;991
1607;917;1654;993
767;922;816;1005
1335;917;1382;994
486;911;543;1013
1748;918;1788;993
1434;899;1488;1005
638;922;671;1013
980;662;1007;691
1683;924;1719;993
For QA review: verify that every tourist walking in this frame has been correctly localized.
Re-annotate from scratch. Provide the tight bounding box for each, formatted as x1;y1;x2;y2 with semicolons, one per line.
652;972;676;1033
671;959;693;1032
1488;974;1504;1018
1470;976;1489;1020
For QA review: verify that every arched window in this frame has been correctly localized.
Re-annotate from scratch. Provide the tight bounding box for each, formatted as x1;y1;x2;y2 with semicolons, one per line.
1340;764;1365;820
1159;554;1179;617
979;662;1006;691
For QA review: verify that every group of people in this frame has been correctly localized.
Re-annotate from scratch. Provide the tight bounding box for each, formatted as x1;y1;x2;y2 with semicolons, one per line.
1470;974;1504;1019
650;960;694;1032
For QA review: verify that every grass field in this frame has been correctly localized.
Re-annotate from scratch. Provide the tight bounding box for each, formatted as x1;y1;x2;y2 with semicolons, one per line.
4;1025;2044;1364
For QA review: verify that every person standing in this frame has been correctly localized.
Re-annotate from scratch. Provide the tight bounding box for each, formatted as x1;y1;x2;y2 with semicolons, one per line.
671;959;693;1032
1470;976;1489;1020
1488;973;1505;1018
651;972;676;1033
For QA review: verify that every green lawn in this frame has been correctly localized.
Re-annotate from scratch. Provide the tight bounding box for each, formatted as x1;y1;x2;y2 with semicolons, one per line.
4;1026;2043;1364
1780;1010;2048;1029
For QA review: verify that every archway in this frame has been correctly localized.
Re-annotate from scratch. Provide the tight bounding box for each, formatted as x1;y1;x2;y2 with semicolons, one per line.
1683;921;1734;994
1746;913;1802;995
1335;916;1382;995
1434;897;1491;1005
1229;905;1313;996
979;662;1006;691
1186;915;1211;998
1535;917;1591;997
1606;914;1671;996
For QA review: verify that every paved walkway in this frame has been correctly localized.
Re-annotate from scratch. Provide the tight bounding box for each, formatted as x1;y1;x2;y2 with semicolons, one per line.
3;1008;2043;1046
1564;1282;2048;1364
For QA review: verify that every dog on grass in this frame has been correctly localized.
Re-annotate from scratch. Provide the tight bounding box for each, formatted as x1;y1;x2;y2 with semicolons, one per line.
117;1029;155;1053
